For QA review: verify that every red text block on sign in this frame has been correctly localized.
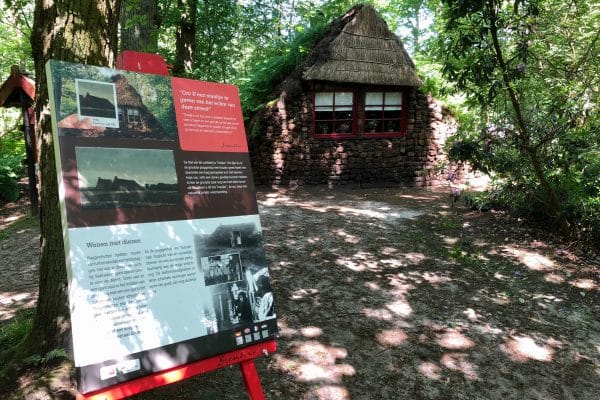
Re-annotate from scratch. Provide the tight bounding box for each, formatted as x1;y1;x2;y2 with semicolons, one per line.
171;78;248;153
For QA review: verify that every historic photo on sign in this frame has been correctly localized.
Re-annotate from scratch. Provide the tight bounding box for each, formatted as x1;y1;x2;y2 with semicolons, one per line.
75;79;119;128
75;147;179;208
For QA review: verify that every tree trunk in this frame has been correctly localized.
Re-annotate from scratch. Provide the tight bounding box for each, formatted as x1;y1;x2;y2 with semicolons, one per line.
173;0;197;75
120;0;160;53
21;0;121;359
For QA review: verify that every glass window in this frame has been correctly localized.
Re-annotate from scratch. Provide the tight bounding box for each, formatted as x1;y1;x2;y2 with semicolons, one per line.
364;91;403;134
313;91;354;136
127;108;141;123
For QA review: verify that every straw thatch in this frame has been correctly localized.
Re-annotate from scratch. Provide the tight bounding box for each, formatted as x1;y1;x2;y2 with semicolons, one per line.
111;74;146;107
303;4;421;87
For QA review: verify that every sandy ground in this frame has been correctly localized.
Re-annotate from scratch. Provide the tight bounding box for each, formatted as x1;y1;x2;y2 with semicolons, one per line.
1;184;599;399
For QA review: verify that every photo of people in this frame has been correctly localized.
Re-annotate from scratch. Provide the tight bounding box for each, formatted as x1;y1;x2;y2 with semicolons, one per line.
194;215;276;332
201;253;243;286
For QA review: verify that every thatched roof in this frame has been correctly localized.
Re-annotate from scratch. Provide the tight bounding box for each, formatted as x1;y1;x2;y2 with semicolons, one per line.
111;74;145;107
302;4;421;87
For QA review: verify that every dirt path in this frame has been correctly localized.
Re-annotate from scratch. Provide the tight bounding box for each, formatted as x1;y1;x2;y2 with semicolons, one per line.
1;185;598;399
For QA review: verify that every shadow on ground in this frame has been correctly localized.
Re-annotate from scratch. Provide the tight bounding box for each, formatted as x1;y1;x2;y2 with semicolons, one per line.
129;186;599;400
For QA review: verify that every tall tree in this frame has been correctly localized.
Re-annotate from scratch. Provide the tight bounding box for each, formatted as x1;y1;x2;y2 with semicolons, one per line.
120;0;160;52
173;0;197;75
438;0;599;234
4;0;121;385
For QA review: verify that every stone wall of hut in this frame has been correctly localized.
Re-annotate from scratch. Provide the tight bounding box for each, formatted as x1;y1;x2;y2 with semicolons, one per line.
248;88;458;187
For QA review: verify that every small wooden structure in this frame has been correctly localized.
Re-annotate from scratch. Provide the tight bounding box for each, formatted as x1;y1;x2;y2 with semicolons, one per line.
0;65;38;213
249;4;457;187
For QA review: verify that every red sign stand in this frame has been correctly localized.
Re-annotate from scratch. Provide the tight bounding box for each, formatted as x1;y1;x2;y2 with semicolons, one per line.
73;51;276;400
76;340;276;400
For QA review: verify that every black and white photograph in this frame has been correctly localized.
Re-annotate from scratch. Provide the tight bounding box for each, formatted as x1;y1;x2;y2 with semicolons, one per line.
76;79;119;128
75;147;180;209
194;215;276;331
200;253;243;286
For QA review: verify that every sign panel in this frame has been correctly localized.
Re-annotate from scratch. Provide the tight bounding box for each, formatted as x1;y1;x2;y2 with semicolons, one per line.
46;60;277;393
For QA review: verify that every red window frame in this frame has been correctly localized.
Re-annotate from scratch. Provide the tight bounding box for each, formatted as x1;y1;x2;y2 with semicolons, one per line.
363;90;407;138
311;91;356;139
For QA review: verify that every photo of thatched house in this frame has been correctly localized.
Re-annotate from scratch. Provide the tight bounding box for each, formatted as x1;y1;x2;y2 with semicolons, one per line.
78;92;117;119
248;4;459;187
111;74;168;136
58;70;176;140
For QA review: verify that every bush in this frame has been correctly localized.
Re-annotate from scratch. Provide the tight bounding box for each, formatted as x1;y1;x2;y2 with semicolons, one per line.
0;131;25;202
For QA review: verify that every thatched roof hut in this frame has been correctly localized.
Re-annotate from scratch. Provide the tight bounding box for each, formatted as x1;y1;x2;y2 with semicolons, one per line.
248;4;459;188
302;4;421;87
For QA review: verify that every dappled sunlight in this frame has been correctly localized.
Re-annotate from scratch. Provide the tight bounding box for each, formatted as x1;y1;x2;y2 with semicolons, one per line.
336;251;380;272
386;273;414;293
301;326;324;338
544;273;566;284
364;281;381;291
442;236;460;245
569;278;597;291
290;288;320;300
376;328;408;346
502;246;555;271
475;323;503;336
294;341;348;365
410;271;452;287
251;187;600;398
404;252;428;264
362;307;394;321
275;318;300;338
311;385;351;400
273;340;355;399
258;191;424;222
463;308;481;322
386;299;413;318
419;361;442;380
332;229;360;244
437;329;475;350
380;258;406;268
501;335;556;363
0;291;37;320
270;260;293;272
441;353;479;380
380;246;399;255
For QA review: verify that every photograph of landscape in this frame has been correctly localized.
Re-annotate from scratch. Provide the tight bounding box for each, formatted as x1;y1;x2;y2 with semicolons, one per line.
74;146;180;209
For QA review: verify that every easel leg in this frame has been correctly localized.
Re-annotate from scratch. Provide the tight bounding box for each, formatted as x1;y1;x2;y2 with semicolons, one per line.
239;360;265;400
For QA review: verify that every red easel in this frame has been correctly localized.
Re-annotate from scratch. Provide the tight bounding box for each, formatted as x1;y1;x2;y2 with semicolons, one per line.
75;51;276;400
77;340;276;400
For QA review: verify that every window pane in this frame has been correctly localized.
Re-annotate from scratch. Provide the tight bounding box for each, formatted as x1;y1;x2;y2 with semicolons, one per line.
335;110;352;119
315;92;334;107
383;120;400;132
365;105;383;111
383;110;402;119
365;110;382;119
365;119;381;132
315;111;334;120
335;92;353;106
385;92;402;105
366;92;383;105
335;121;352;133
315;121;333;134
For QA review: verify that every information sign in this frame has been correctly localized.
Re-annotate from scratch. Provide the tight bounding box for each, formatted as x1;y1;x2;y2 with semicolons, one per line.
46;60;277;393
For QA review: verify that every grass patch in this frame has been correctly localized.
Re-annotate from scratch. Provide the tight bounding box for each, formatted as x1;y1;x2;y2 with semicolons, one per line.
0;308;34;349
0;215;39;239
